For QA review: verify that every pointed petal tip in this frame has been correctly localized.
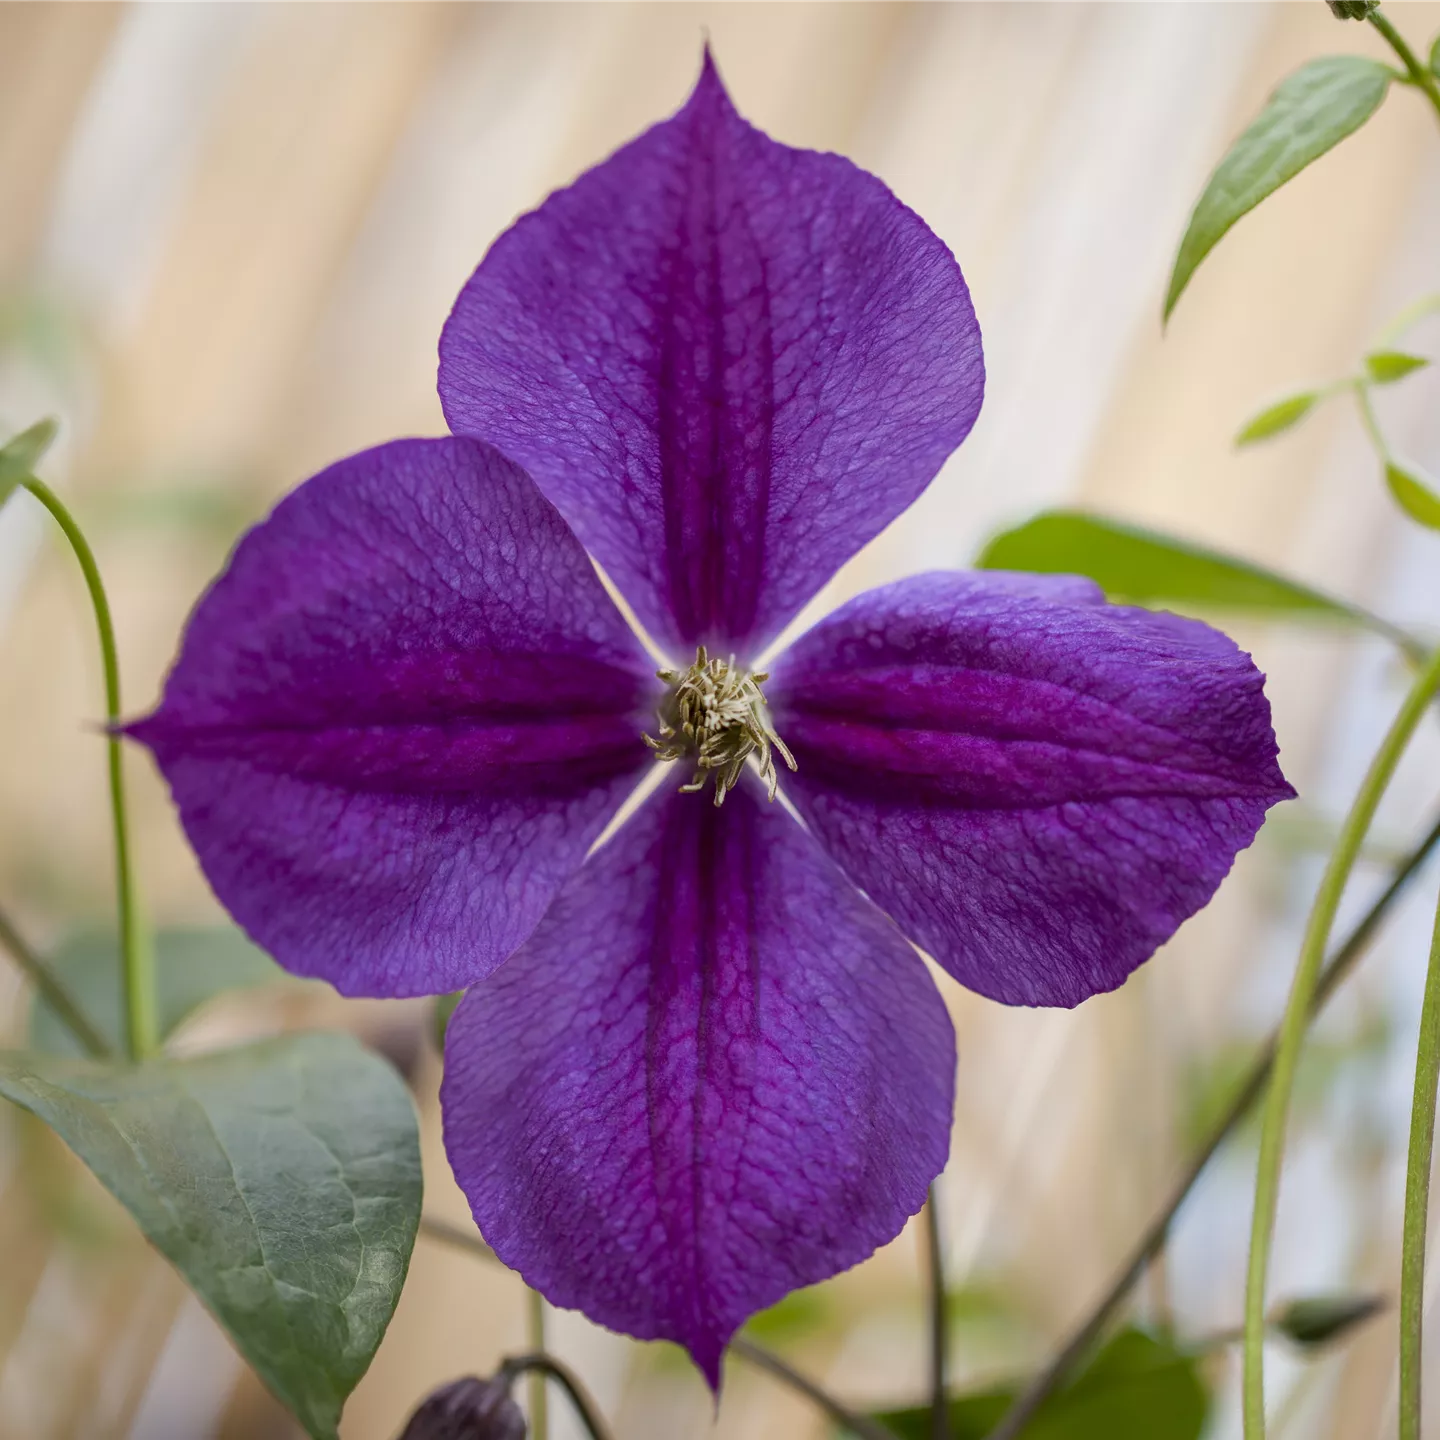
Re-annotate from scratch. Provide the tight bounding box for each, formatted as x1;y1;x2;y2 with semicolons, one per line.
689;39;733;113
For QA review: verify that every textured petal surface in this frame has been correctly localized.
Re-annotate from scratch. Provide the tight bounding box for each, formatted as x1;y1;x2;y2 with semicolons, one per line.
132;437;656;997
768;571;1294;1007
442;781;954;1382
438;55;983;659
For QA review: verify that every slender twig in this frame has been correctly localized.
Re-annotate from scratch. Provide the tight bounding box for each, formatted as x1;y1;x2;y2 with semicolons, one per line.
419;1214;497;1262
923;1187;952;1440
0;902;110;1058
19;477;154;1059
1400;884;1440;1440
1245;648;1440;1439
987;805;1440;1440
414;1216;897;1440
1368;9;1440;126
527;1289;549;1440
498;1354;613;1440
730;1337;900;1440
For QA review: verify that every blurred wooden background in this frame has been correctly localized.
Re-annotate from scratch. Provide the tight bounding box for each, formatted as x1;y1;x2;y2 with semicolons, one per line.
2;3;1440;1437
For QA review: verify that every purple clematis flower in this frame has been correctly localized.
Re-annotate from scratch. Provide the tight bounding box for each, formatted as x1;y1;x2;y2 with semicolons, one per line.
132;56;1292;1383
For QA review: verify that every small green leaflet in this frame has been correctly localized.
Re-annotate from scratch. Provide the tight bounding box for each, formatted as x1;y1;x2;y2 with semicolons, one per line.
1365;351;1430;385
0;1033;422;1439
30;926;288;1057
873;1328;1207;1440
1235;391;1320;445
1166;56;1392;320
1431;31;1440;78
975;510;1412;651
0;417;59;508
1272;1293;1385;1348
1386;461;1440;530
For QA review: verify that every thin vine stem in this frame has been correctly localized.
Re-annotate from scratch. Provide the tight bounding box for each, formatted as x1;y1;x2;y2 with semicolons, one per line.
1400;884;1440;1440
1244;646;1440;1439
417;1215;897;1440
0;901;110;1057
498;1354;612;1440
527;1288;548;1440
987;805;1440;1440
1368;9;1440;127
923;1186;952;1440
19;476;154;1060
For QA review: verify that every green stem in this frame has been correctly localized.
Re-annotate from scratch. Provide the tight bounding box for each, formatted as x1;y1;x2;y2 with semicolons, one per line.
987;806;1440;1440
1400;885;1440;1440
1355;381;1392;462
923;1187;952;1440
20;477;154;1061
1243;645;1440;1439
527;1288;548;1440
0;902;110;1058
1368;9;1440;126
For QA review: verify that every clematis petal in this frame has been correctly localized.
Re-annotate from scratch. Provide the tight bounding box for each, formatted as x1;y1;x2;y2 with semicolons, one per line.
441;781;954;1383
438;53;983;659
131;437;656;997
767;571;1294;1008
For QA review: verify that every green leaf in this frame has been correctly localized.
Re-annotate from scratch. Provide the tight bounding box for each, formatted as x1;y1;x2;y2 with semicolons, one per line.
431;991;462;1052
0;417;58;507
1272;1293;1386;1348
873;1328;1208;1440
1431;31;1439;78
1386;461;1440;530
30;926;288;1058
975;511;1403;643
1235;391;1321;445
1365;351;1430;384
0;1033;421;1438
1166;57;1393;319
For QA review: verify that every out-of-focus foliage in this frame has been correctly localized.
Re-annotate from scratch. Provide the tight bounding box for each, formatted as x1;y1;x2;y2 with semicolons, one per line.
0;1033;422;1440
1385;460;1440;531
976;510;1390;636
872;1328;1207;1440
29;926;287;1057
1235;392;1322;445
0;418;59;508
1165;56;1393;317
1272;1293;1386;1349
1365;351;1430;385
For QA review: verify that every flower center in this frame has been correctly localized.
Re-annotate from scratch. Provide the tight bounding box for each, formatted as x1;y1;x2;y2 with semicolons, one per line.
645;645;797;807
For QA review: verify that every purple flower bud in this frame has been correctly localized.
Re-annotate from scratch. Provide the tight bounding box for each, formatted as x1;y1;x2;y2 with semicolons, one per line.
396;1377;526;1440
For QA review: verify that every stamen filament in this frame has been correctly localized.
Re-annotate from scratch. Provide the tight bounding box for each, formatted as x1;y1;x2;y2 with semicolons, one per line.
644;645;797;806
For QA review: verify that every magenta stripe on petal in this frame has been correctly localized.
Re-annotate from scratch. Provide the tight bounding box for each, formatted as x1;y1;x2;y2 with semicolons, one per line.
441;780;954;1383
439;53;983;659
768;571;1294;1008
131;437;656;997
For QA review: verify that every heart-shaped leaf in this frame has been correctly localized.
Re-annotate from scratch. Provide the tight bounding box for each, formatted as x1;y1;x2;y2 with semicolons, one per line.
1166;56;1392;319
976;510;1414;651
1235;391;1321;445
29;926;288;1057
0;1033;421;1439
1386;461;1440;530
873;1327;1208;1440
1365;351;1430;385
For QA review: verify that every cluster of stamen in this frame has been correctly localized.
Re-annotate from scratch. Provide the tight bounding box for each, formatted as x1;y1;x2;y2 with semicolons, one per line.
644;645;797;807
